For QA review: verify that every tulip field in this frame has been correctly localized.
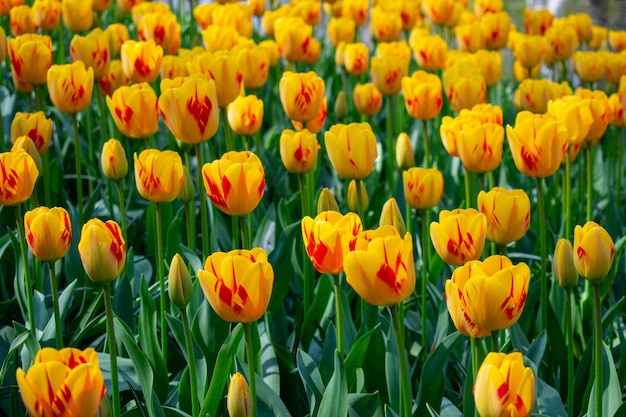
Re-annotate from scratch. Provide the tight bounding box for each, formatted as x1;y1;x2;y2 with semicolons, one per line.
2;0;626;416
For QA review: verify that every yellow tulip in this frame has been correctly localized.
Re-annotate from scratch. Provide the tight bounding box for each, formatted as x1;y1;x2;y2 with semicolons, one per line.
120;39;163;84
227;95;263;136
105;23;129;58
78;218;126;284
161;55;188;80
455;21;484;53
402;70;442;121
608;93;626;128
168;253;192;309
8;33;52;86
430;208;487;266
327;17;355;47
353;82;383;116
513;59;540;82
137;10;181;55
573;221;614;283
134;149;184;203
47;61;93;114
0;150;39;206
279;129;320;174
412;35;448;72
395;132;414;169
11;111;52;154
512;34;546;69
475;50;502;87
201;25;239;53
421;0;457;26
566;13;592;42
443;70;487;114
343;42;369;76
474;0;502;17
513;79;552;114
198;248;274;323
347;179;368;213
547;96;594;146
524;7;553;35
70;29;110;79
605;53;626;86
370;7;402;42
10;5;35;36
341;0;369;26
106;83;159;139
317;188;339;213
457;123;504;174
274;16;312;62
32;0;61;31
98;60;130;97
477;187;531;245
573;51;606;83
227;373;253;417
403;167;444;210
325;122;378;180
232;42;270;90
101;138;128;182
553;238;578;289
279;71;325;123
61;0;93;33
544;23;579;63
24;206;71;262
92;0;111;12
588;25;608;50
259;40;279;67
370;55;408;96
576;88;610;147
480;11;511;50
187;50;242;108
439;114;480;158
609;30;626;52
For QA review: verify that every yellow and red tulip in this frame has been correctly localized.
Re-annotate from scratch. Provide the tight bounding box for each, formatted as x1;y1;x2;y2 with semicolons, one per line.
70;29;111;80
134;149;184;203
232;42;270;90
61;0;93;33
353;83;383;116
106;83;159;139
11;111;52;154
8;33;52;86
227;95;264;136
573;221;615;283
576;88;610;147
24;206;72;262
120;39;163;84
0;151;38;206
477;187;531;245
573;51;606;84
227;373;253;417
279;129;320;174
457;123;504;174
188;51;242;108
101;138;128;182
402;70;443;120
78;218;126;284
279;71;325;123
10;5;36;36
412;35;447;72
98;60;130;97
480;11;511;50
105;23;129;58
553;239;578;289
137;10;181;55
403;167;444;210
343;42;369;76
327;17;355;47
32;0;61;31
430;208;487;266
524;7;553;35
325;122;378;180
47;61;93;114
371;55;408;96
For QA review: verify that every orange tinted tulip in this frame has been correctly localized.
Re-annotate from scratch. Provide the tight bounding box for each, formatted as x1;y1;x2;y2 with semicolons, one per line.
70;29;110;79
292;97;327;134
402;70;443;120
430;208;487;266
120;39;163;83
343;42;369;76
47;61;94;114
524;8;553;35
609;30;626;52
227;95;263;136
279;71;325;123
232;42;270;90
10;5;35;36
61;0;93;33
137;11;181;55
371;55;408;96
11;111;52;153
279;129;320;174
134;149;184;203
353;83;383;115
32;0;61;31
98;60;130;97
576;88;610;147
8;34;52;86
573;51;605;83
78;218;125;284
480;11;510;50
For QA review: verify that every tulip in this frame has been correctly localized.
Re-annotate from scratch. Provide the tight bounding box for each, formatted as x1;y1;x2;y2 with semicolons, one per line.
347;179;368;213
130;2;169;25
554;239;578;289
334;91;348;120
371;55;408;96
317;188;339;213
137;11;180;55
609;30;626;52
328;17;355;47
0;150;38;206
11;111;52;153
605;53;626;86
232;42;270;90
101;138;128;182
573;51;605;83
32;0;61;31
325;123;378;180
402;70;442;120
201;25;239;53
513;60;540;82
589;25;608;50
16;348;105;417
457;123;504;174
301;211;362;275
279;71;325;123
202;151;265;216
547;96;594;146
259;40;279;67
403;167;444;210
279;129;320;174
396;132;414;169
134;149;184;203
159;76;219;144
513;79;552;114
474;0;502;17
564;13;592;42
506;111;568;178
421;0;457;26
341;0;368;26
444;70;487;114
8;34;52;86
161;55;188;80
609;93;626;127
62;0;93;33
120;39;163;83
11;136;42;173
227;373;253;417
376;40;411;61
573;221;615;283
370;7;402;42
524;8;553;35
227;95;263;136
464;103;504;125
343;42;369;76
78;218;125;284
512;34;546;69
98;60;130;97
544;24;579;64
168;253;192;309
274;16;312;62
188;51;242;108
70;29;110;79
47;61;93;114
292;97;327;134
211;3;253;36
455;21;484;53
477;187;530;245
198;248;274;323
105;23;129;58
106;83;159;139
353;82;383;115
480;11;511;50
430;208;487;266
10;5;35;36
117;0;144;13
475;50;502;87
474;352;535;417
24;206;71;262
193;3;218;30
576;88;610;147
92;0;110;12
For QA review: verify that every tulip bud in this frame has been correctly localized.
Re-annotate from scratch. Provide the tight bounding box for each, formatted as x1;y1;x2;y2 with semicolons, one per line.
347;179;368;213
317;187;339;214
11;136;42;173
227;373;252;417
178;165;195;204
78;218;126;284
379;198;407;236
395;132;414;169
101;139;128;182
553;239;578;289
573;221;614;284
168;254;192;309
334;91;348;121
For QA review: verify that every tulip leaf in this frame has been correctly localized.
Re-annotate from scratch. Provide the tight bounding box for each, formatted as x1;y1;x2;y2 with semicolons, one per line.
301;276;334;352
527;331;547;370
297;348;325;417
534;376;567;417
439;398;462;417
385;331;400;415
114;266;136;333
191;301;230;378
601;295;626;329
573;338;593;413
97;353;142;395
347;392;383;417
384;404;400;417
345;324;381;391
426;403;441;417
259;321;280;395
235;357;293;417
318;351;348;417
586;342;621;417
0;326;39;384
267;221;300;314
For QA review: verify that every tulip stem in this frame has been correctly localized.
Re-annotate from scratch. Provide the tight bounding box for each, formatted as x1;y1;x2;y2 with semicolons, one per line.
181;307;199;417
14;205;35;335
48;261;63;348
244;322;258;417
42;153;51;207
155;203;167;362
356;179;365;222
194;143;209;259
420;210;428;361
333;274;344;356
586;146;593;221
57;22;66;64
470;337;479;417
240;215;250;250
72;114;84;226
189;0;198;46
386;96;396;193
422;120;431;168
565;288;574;417
593;283;603;417
103;284;121;417
618;128;624;208
490;332;498;352
116;182;127;244
537;178;548;333
391;304;412;417
464;169;471;209
565;151;572;240
96;86;109;142
86;103;95;195
299;174;312;311
222;107;235;152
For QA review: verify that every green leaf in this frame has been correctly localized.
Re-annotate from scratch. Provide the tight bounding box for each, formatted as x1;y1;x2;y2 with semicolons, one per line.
318;351;348;417
347;393;382;417
297;349;325;417
139;280;168;402
345;324;381;391
535;377;566;417
587;342;621;417
235;358;292;417
267;221;299;314
259;321;280;394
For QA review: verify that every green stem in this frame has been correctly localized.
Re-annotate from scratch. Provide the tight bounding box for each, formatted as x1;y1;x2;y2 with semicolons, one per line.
487;171;494;189
189;0;198;46
565;150;572;240
14;205;35;335
72;114;84;226
181;308;199;417
355;179;365;222
299;174;312;311
422;120;430;168
103;284;121;417
240;215;250;250
470;337;479;417
478;174;485;193
490;331;498;352
420;210;428;361
221;107;235;152
48;261;63;348
391;304;412;417
86;103;94;195
593;283;602;417
231;215;240;249
565;288;574;417
333;274;344;356
618;128;624;208
195;143;209;259
537;178;548;332
586;146;593;221
57;22;66;64
96;86;109;142
464;168;472;209
116;182;127;244
34;85;45;112
42;152;51;207
244;322;258;417
155;203;167;361
405;203;412;236
386;96;396;192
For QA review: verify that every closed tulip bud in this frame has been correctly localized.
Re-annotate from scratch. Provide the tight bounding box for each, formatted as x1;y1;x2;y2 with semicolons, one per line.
317;188;339;213
168;253;192;309
609;30;626;52
159;75;220;144
402;70;442;121
335;41;346;67
249;0;264;16
302;37;321;65
506;111;568;178
227;373;252;417
70;29;111;79
440;114;479;157
573;51;605;83
396;132;414;169
444;71;487;114
379;197;406;236
279;129;320;174
343;42;369;76
203;151;265;216
227;95;263;136
32;0;61;31
478;187;530;245
62;0;93;33
47;61;94;114
573;221;614;284
198;248;274;323
24;206;71;262
474;352;535;417
480;12;511;50
412;35;447;72
554;239;578;289
524;8;553;35
188;51;242;108
232;43;270;90
101;139;127;182
92;0;111;12
547;96;594;146
457;123;504;174
328;17;355;47
353;83;383;116
279;71;325;123
403;167;443;210
11;111;52;154
589;25;608;50
134;149;184;203
371;56;408;96
105;24;129;58
78;218;125;284
576;88;610;146
325;123;378;180
177;165;194;204
0;150;38;206
431;208;487;266
137;11;180;55
98;60;130;97
10;5;36;36
11;136;42;172
120;40;163;84
8;33;52;86
302;211;362;274
106;83;158;139
334;91;348;121
274;16;311;62
347;179;368;213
